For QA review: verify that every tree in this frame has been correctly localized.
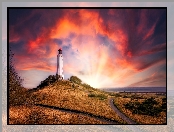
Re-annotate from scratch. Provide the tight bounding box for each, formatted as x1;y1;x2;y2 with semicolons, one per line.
9;49;26;106
9;50;23;88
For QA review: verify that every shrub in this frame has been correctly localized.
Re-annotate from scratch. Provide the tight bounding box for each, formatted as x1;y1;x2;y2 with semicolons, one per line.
124;97;162;116
36;75;57;89
143;97;158;105
88;94;96;97
82;83;91;88
88;93;107;100
70;76;82;84
96;94;107;100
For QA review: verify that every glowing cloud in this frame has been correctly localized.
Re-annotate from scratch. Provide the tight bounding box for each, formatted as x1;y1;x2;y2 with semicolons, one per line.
9;8;166;88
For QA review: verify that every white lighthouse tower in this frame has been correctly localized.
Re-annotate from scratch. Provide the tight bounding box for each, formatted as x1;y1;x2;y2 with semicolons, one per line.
56;48;64;79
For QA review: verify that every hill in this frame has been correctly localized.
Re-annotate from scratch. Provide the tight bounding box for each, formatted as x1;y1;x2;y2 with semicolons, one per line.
9;77;126;124
9;69;166;125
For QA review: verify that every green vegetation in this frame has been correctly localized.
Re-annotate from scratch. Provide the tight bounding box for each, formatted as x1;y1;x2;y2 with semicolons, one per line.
81;83;90;87
88;93;107;100
36;75;57;89
124;97;163;116
36;75;96;91
70;76;82;84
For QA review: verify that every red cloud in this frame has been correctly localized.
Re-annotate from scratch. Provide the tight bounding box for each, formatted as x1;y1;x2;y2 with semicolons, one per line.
10;9;166;88
143;19;158;41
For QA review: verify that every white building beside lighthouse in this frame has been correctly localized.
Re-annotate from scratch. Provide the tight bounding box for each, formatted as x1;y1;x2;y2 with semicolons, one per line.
56;48;64;79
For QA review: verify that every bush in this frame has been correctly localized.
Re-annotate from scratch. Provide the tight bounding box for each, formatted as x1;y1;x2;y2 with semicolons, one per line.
70;76;82;84
143;97;158;105
36;75;57;89
88;94;96;97
97;94;107;100
82;83;91;88
88;93;107;100
124;97;162;116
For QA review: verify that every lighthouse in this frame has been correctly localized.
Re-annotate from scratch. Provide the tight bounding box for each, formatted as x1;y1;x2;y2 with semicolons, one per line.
56;48;64;79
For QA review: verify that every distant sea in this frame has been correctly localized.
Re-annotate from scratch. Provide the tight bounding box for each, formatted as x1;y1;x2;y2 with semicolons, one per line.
101;87;166;93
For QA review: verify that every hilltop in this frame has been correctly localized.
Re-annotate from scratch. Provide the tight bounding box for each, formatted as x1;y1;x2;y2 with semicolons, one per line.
9;76;167;124
9;75;125;124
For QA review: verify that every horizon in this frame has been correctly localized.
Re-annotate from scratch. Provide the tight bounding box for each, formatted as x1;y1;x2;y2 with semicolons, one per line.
100;86;166;88
99;86;166;90
100;87;166;93
9;8;166;89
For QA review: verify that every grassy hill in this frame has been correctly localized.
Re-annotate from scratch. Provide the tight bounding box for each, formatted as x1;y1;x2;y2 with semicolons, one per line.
8;69;166;125
9;53;166;124
9;77;126;124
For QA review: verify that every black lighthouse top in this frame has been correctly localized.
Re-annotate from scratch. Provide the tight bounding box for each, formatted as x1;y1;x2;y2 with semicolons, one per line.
58;48;62;54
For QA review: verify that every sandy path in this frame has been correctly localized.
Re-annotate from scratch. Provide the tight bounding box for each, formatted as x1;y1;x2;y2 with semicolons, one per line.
35;104;120;124
108;98;136;124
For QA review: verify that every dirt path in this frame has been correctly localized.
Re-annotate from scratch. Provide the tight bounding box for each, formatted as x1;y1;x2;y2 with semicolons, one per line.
109;98;136;124
35;104;120;124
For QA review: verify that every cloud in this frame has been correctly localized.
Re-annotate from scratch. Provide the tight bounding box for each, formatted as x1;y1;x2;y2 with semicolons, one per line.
9;9;166;88
138;43;166;56
128;72;166;87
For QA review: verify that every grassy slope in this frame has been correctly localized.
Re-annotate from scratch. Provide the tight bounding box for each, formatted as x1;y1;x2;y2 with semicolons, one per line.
9;105;105;124
9;80;125;124
113;93;166;124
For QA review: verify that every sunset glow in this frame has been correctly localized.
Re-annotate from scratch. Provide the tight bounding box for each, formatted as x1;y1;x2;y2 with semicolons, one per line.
9;8;166;88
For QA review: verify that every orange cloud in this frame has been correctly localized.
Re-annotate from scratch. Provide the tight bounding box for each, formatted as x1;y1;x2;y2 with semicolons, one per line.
49;9;103;39
15;58;56;71
9;9;166;88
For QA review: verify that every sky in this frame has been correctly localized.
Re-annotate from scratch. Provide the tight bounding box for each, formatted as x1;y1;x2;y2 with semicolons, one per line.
8;8;167;89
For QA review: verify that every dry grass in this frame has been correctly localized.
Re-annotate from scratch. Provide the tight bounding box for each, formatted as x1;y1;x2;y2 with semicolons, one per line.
9;80;126;124
113;93;166;124
9;105;106;124
9;79;166;124
25;80;125;124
